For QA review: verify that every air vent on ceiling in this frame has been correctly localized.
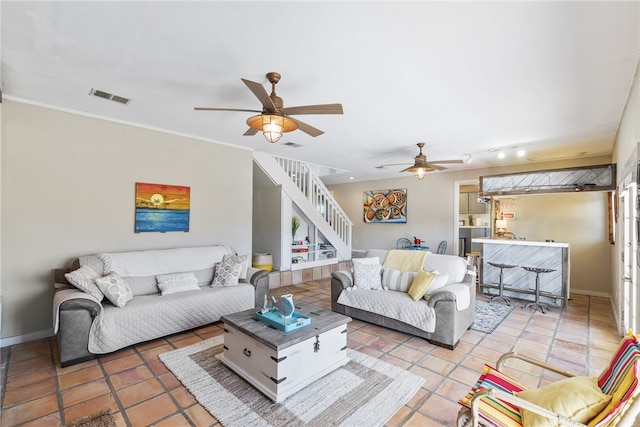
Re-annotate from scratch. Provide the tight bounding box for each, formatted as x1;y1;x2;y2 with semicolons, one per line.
89;88;131;105
283;142;303;148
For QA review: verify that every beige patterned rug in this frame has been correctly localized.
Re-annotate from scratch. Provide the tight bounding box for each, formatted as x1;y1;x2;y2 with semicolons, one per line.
159;335;424;427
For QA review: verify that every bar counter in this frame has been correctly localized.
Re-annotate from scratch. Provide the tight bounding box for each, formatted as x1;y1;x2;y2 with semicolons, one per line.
471;238;570;307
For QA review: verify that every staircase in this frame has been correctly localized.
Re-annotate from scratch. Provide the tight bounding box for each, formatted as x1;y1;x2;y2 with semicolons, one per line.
253;152;352;264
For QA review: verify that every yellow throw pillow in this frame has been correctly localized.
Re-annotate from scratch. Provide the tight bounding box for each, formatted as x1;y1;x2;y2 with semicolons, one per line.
407;270;435;301
517;376;611;427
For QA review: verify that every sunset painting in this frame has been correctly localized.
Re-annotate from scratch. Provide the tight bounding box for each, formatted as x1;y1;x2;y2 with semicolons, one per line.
135;182;190;232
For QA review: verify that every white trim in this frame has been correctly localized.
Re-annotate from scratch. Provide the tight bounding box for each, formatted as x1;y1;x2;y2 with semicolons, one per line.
0;329;53;348
2;96;253;152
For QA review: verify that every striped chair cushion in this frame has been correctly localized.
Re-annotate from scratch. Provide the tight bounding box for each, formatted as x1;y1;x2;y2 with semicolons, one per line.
458;364;525;426
590;331;640;426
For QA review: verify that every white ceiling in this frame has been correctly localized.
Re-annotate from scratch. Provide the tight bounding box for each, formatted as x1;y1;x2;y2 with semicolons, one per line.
2;1;639;184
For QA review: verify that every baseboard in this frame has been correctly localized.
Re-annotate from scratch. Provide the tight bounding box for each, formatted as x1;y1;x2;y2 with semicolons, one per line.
570;289;611;299
0;328;53;348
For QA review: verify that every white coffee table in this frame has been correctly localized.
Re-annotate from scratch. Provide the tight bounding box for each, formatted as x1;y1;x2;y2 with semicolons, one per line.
220;301;351;403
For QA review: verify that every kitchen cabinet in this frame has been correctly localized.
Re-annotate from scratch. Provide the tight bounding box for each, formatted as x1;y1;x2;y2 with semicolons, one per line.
459;192;487;214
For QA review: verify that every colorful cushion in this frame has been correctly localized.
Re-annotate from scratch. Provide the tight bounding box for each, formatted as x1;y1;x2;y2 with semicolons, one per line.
589;359;640;426
458;364;525;426
64;266;104;302
156;272;200;296
596;331;640;395
408;270;435;301
353;263;383;290
95;272;133;307
518;376;611;426
381;267;418;292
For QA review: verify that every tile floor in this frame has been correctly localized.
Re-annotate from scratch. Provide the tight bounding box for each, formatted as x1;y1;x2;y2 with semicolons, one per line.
0;279;622;426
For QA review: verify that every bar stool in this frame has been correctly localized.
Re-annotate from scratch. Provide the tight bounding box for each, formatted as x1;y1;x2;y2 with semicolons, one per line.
487;262;518;306
465;251;481;289
521;266;556;314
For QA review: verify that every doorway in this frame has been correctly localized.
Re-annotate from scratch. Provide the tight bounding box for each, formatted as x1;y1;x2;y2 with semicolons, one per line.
619;182;638;334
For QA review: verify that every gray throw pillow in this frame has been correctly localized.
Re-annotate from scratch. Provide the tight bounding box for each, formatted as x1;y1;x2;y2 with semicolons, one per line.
95;272;133;307
353;263;383;290
65;266;104;302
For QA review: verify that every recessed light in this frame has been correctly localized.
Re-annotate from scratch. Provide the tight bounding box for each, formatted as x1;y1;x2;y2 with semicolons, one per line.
497;151;506;159
349;176;354;180
517;149;526;157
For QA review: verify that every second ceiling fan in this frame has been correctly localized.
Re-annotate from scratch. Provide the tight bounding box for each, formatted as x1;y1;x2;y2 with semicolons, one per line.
377;143;463;179
194;72;343;143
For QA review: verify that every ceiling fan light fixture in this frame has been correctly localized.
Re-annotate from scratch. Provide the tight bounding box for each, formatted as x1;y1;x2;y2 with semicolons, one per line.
247;114;298;143
403;165;434;180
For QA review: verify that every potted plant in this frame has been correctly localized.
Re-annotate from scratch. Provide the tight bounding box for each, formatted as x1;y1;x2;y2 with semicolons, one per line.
291;216;300;243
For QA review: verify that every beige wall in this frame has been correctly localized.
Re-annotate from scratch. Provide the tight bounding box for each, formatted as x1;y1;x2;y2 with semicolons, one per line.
1;100;254;341
328;155;613;296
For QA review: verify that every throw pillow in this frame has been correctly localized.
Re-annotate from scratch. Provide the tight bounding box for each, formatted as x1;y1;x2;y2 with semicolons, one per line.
353;263;383;290
424;272;449;295
64;266;104;302
156;272;200;296
381;268;418;292
95;272;133;307
222;254;250;281
517;376;611;427
212;258;244;287
408;270;436;301
352;256;380;266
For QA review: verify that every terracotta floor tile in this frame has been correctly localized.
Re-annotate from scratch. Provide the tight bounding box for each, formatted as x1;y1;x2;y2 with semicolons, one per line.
108;365;153;390
2;377;56;408
61;379;111;407
17;412;62;427
116;377;164;408
1;394;59;426
5;366;53;389
58;364;105;390
125;394;178;425
101;353;144;375
389;344;425;363
184;403;220;426
63;393;118;426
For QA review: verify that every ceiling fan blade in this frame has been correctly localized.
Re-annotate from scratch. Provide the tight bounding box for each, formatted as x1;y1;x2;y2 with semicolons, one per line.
241;78;276;111
282;103;344;115
428;159;464;164
194;107;261;113
289;117;324;137
376;163;413;168
243;127;259;136
425;163;448;171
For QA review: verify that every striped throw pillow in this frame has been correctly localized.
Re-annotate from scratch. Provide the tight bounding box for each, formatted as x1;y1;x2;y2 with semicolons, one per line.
381;268;418;292
458;364;525;426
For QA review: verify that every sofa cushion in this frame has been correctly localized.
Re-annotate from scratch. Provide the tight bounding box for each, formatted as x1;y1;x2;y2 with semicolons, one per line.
424;271;449;295
353;263;383;290
222;253;250;280
382;268;418;292
156;272;201;296
65;266;104;302
212;257;244;287
408;270;436;301
95;272;133;307
422;253;468;283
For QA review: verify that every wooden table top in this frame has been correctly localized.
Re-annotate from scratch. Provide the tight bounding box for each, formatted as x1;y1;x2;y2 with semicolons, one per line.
221;301;351;351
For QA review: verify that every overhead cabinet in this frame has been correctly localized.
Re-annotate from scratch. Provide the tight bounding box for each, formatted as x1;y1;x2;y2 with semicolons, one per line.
459;192;487;214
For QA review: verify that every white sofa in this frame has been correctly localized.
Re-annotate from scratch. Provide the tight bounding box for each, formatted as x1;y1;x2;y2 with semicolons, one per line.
331;250;475;349
53;245;269;367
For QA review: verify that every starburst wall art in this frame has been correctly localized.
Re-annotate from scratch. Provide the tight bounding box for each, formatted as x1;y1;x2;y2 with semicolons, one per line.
135;182;190;232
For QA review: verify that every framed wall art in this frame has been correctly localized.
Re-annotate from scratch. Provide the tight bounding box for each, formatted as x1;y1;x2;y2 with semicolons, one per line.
135;182;191;232
363;189;407;223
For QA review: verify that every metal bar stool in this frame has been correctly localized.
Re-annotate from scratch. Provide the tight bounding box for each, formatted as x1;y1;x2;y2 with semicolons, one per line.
521;266;556;313
487;262;518;306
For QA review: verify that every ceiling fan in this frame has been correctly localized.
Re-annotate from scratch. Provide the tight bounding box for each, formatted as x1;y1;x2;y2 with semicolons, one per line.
194;72;343;143
377;143;464;180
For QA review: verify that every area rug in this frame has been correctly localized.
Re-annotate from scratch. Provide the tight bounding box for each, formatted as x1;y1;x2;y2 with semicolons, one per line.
159;336;424;427
470;300;515;333
66;409;115;427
